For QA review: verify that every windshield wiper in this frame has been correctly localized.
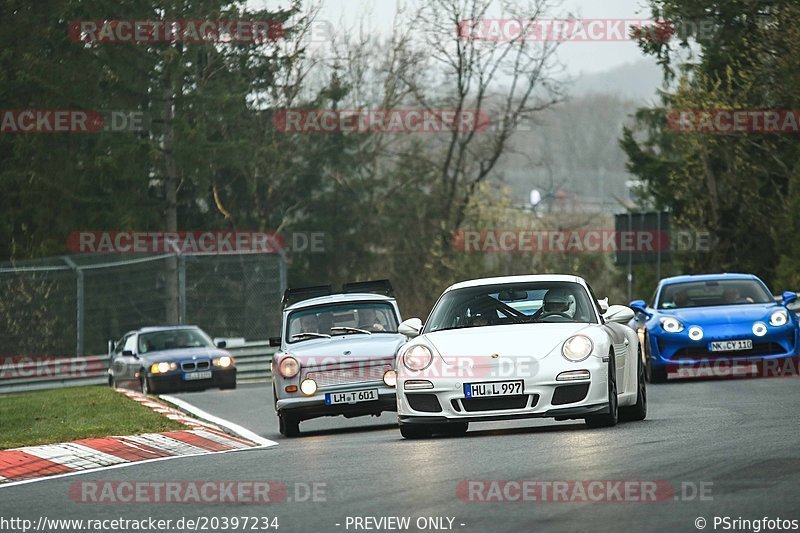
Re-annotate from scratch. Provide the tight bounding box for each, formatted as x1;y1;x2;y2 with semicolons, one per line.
290;332;332;341
330;327;372;335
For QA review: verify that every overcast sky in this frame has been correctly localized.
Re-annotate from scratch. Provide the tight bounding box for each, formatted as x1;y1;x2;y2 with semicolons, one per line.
249;0;655;74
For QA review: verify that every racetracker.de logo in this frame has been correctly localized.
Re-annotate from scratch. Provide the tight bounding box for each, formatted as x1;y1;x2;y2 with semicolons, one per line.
457;18;674;42
452;230;671;254
273;109;491;134
667;110;800;134
0;110;146;133
457;480;713;503
67;231;284;255
69;20;284;43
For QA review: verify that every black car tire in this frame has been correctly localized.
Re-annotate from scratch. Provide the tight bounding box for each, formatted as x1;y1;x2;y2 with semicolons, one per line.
644;332;668;383
279;413;300;437
620;348;647;422
585;352;619;428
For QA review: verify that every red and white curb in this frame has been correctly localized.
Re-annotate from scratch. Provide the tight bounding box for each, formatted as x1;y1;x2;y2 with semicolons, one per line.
0;390;276;488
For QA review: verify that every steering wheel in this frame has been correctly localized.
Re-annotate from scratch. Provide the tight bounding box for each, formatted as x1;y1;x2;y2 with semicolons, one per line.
539;311;572;320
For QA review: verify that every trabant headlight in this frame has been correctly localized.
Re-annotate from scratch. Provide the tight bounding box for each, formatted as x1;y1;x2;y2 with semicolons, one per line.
279;357;300;378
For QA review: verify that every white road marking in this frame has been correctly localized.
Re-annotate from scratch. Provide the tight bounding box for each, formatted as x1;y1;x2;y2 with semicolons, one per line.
23;443;128;469
159;394;278;447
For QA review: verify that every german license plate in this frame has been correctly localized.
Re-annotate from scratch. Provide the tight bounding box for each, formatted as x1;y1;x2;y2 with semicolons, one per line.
709;339;753;352
464;380;524;398
325;389;378;404
183;371;212;381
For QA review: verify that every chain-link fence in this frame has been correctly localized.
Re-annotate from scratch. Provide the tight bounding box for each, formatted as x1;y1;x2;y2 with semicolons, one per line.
0;253;286;357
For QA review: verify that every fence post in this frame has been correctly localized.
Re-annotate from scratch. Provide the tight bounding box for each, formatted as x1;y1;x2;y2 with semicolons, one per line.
178;254;186;324
63;256;84;357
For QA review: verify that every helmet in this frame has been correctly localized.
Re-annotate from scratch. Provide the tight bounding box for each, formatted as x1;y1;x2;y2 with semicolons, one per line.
543;288;572;314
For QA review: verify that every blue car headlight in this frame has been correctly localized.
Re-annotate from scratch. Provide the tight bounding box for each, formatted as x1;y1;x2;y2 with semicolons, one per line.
659;317;685;333
688;326;704;341
770;310;788;327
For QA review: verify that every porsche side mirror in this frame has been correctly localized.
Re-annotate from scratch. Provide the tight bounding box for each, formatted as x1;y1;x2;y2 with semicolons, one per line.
398;318;423;338
629;299;651;318
782;291;798;306
604;305;635;325
269;337;282;347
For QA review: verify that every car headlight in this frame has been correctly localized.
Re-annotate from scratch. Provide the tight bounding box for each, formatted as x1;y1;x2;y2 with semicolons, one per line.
403;345;433;371
212;356;234;368
300;378;317;396
562;335;593;362
752;322;767;337
659;317;685;333
770;310;788;327
150;362;177;374
383;369;397;387
279;357;300;378
688;326;704;341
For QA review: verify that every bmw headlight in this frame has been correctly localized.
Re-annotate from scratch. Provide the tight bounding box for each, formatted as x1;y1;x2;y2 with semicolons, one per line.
562;335;593;362
659;317;685;333
150;362;177;374
688;326;704;341
770;310;788;327
279;356;300;378
212;356;234;368
403;345;433;371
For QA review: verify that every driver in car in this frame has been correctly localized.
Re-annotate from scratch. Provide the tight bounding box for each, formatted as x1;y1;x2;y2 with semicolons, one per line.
357;308;386;332
533;289;575;320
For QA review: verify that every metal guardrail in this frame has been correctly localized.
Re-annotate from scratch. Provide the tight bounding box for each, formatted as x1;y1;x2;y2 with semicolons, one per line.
0;342;276;395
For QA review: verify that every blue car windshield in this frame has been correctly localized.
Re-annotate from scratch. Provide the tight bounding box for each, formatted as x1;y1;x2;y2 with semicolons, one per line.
658;280;773;309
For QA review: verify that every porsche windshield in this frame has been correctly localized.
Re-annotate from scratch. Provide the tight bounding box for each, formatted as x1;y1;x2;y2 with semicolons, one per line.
658;279;774;309
425;282;598;333
287;302;398;343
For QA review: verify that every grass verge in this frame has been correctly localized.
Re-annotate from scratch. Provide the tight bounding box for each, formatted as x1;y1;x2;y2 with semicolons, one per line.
0;386;185;449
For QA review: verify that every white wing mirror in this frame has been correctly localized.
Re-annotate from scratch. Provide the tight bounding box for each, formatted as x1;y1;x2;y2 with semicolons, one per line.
603;305;635;325
398;318;423;338
597;297;609;314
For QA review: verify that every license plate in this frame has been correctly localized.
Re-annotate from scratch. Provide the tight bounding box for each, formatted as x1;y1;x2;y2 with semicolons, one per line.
709;339;753;352
183;371;212;381
325;389;378;405
464;380;524;398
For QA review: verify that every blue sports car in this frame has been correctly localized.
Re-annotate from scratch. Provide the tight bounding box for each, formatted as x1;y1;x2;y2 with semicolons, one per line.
630;273;799;382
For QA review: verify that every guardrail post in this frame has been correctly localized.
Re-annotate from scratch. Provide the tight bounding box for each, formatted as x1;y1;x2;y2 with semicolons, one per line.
63;257;85;357
178;254;186;324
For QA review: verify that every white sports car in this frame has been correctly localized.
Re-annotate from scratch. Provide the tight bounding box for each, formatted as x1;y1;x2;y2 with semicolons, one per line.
395;275;646;438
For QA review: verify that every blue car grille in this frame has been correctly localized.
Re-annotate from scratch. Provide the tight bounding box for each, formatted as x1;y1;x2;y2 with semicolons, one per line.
672;342;784;360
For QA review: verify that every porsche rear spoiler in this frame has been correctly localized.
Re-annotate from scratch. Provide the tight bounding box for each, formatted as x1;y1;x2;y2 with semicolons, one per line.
282;279;394;309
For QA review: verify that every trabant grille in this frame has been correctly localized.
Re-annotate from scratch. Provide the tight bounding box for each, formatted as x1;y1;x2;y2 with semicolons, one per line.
305;364;391;388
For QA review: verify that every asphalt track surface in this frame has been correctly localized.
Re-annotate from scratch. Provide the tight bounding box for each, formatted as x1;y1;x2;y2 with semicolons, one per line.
2;377;800;533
